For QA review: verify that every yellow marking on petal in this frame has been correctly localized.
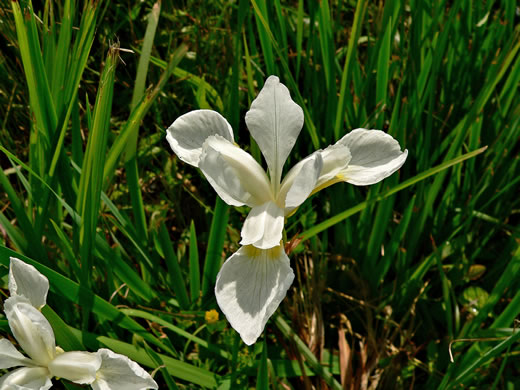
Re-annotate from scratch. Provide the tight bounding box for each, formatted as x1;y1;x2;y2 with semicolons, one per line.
309;174;345;197
243;244;283;260
205;309;219;324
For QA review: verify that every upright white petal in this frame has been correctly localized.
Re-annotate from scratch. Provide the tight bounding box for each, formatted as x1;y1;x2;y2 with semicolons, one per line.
336;129;408;185
278;152;323;214
215;245;295;345
199;135;273;207
9;257;49;310
245;76;304;188
0;338;32;369
4;296;56;367
314;143;352;189
0;367;52;390
47;351;101;385
240;201;285;249
166;110;234;167
90;349;158;390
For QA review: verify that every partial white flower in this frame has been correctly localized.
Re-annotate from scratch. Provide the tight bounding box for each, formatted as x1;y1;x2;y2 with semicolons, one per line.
1;258;158;390
1;295;101;389
166;76;408;344
91;349;158;390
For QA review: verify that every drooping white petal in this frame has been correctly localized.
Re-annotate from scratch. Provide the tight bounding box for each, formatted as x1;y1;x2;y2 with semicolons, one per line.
240;202;285;249
215;245;295;345
314;143;352;189
166;110;234;167
0;366;52;390
4;296;56;367
47;351;101;385
90;349;158;390
199;135;273;207
0;338;33;369
9;257;49;310
278;152;323;215
245;76;304;188
336;129;408;185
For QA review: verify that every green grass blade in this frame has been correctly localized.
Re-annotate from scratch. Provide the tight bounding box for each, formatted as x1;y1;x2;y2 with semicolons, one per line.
334;0;368;137
375;16;392;128
130;1;161;113
42;305;84;351
189;220;201;304
76;45;119;289
256;340;269;390
103;44;187;187
155;221;190;309
251;0;275;75
201;197;229;297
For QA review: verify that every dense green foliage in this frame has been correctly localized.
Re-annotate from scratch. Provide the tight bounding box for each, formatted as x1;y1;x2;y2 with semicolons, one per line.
1;0;519;388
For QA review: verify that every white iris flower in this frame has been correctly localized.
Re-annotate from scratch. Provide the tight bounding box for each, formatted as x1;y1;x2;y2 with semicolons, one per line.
0;257;158;390
166;76;407;344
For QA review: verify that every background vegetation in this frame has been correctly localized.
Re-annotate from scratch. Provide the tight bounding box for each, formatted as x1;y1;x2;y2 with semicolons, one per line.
0;0;519;388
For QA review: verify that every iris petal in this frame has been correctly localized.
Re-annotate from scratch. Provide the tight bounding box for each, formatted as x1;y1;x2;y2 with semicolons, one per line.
9;257;49;310
336;129;407;185
91;349;158;390
0;367;52;390
245;76;304;189
4;297;56;367
166;110;234;167
278;151;323;214
215;245;294;345
240;202;285;249
47;351;101;385
0;338;32;369
199;135;273;207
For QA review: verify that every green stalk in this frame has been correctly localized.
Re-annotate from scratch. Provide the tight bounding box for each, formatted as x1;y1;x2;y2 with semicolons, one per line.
76;45;119;290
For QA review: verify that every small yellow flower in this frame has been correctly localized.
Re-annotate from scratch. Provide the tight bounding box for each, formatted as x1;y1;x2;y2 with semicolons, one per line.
205;309;219;324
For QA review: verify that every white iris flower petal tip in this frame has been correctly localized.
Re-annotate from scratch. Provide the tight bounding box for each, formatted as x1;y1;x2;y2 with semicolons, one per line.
166;109;234;167
215;245;295;345
91;349;158;390
333;128;408;186
8;257;49;310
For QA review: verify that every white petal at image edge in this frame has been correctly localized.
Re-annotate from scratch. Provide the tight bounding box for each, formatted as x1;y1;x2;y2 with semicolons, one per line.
0;338;32;369
215;245;295;345
337;129;408;185
166;110;234;167
0;366;52;390
91;349;158;390
9;257;49;310
245;76;304;186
